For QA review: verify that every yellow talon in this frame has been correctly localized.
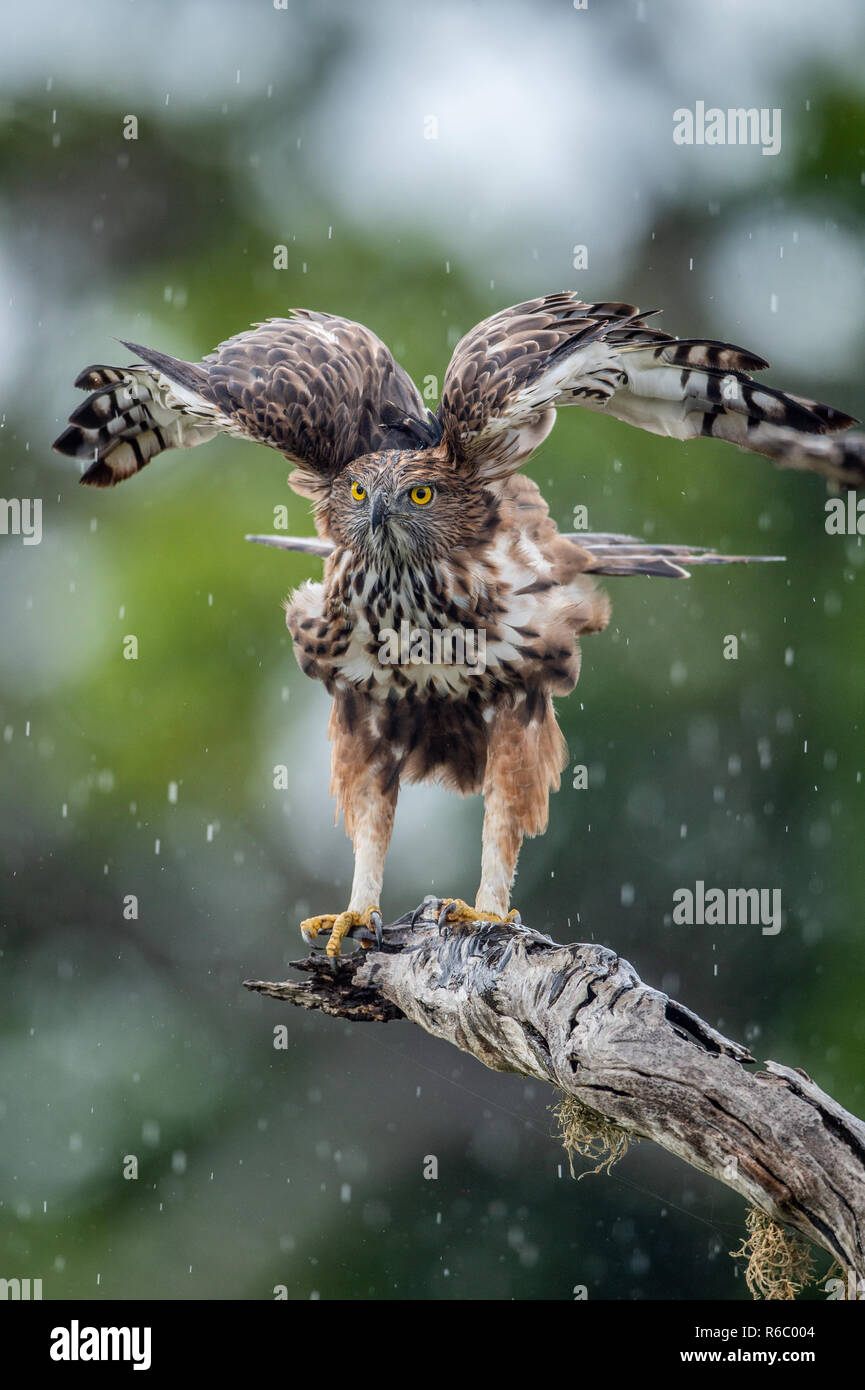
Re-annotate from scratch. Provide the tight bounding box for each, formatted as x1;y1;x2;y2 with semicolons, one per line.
299;913;336;945
299;905;382;958
437;898;522;930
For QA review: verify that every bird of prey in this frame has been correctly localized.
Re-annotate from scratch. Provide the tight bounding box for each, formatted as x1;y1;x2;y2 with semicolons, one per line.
54;293;864;959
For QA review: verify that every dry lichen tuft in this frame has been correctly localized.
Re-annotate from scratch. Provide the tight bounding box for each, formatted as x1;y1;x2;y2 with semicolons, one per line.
553;1093;634;1178
730;1205;816;1300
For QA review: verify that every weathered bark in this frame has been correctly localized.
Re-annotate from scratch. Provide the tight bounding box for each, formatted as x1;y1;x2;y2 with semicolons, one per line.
245;899;865;1280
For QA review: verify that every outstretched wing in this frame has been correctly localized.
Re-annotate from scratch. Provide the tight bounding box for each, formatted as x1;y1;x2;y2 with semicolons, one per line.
197;313;439;490
55;311;440;494
437;292;865;487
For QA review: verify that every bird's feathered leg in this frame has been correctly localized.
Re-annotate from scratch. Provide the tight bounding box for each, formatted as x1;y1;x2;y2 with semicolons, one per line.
440;697;566;932
299;702;396;960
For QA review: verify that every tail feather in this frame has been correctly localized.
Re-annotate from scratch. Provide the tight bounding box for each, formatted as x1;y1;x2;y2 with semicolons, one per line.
566;531;784;579
54;356;218;487
240;528;781;579
245;533;333;557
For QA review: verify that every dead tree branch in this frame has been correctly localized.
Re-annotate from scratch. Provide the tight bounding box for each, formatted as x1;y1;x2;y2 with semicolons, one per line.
245;899;865;1281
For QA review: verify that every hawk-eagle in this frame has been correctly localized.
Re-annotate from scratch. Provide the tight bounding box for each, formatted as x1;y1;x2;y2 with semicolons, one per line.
54;293;864;958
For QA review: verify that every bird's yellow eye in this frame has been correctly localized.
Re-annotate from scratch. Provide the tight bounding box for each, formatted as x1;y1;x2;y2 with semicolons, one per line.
410;485;433;506
351;481;366;501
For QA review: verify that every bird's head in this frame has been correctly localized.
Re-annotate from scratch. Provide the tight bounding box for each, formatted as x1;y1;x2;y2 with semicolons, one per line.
328;449;496;563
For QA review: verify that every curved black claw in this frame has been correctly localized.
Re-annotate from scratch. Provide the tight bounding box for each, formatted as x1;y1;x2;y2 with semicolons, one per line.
409;899;432;927
370;910;383;950
437;901;455;934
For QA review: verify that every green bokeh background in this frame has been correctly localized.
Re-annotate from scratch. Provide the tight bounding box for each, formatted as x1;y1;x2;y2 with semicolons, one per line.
1;0;863;1300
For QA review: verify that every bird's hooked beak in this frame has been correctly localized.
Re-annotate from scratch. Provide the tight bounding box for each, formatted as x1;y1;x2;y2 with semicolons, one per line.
370;491;390;534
